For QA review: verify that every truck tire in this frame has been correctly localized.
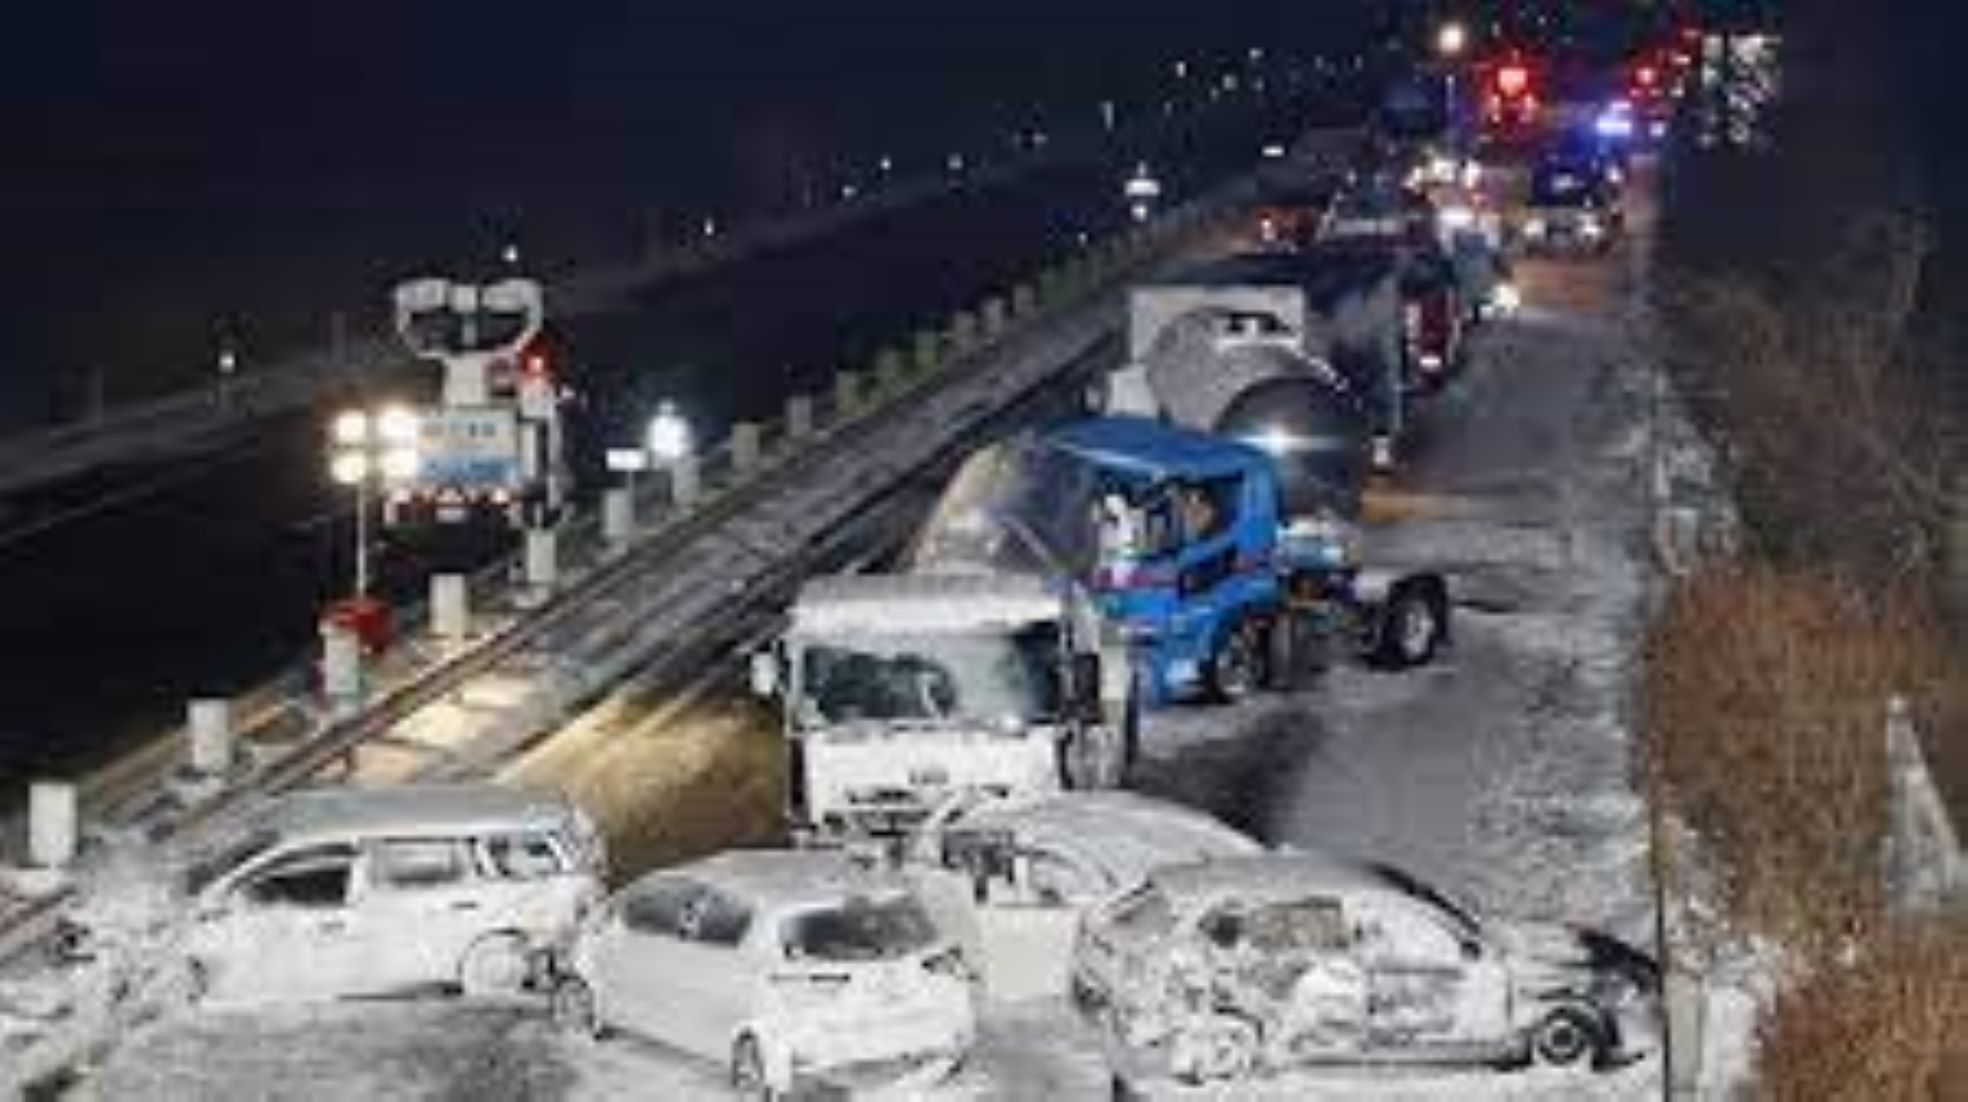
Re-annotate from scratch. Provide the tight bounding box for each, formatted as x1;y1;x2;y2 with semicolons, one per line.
1264;613;1321;692
1206;620;1264;703
1367;580;1447;670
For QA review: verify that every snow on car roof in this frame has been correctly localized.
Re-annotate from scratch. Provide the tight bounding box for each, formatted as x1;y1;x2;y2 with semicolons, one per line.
790;572;1060;636
254;783;575;844
961;792;1263;885
1147;852;1385;904
674;848;914;910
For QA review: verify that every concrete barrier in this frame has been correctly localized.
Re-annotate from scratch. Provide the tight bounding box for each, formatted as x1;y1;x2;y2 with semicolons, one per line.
786;393;815;440
28;782;78;869
912;330;942;373
601;488;635;548
729;421;762;473
834;370;863;416
982;297;1009;339
948;311;980;355
1012;283;1038;318
188;698;234;776
667;454;702;508
876;348;908;394
431;573;471;642
524;528;559;593
319;622;363;715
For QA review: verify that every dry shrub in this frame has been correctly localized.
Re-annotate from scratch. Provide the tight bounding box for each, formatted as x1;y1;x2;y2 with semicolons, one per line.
1653;215;1953;587
1756;914;1968;1102
1641;563;1945;954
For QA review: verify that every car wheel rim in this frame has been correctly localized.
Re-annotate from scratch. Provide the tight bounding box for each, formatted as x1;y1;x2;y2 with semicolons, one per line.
1539;1017;1589;1064
463;939;527;995
1398;600;1437;659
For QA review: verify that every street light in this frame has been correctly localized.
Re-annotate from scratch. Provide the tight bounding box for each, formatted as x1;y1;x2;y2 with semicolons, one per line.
327;404;421;599
646;400;693;464
1436;21;1469;59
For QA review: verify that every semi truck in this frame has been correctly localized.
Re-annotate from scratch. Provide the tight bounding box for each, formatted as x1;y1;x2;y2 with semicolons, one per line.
750;571;1134;841
1103;248;1420;476
906;417;1449;707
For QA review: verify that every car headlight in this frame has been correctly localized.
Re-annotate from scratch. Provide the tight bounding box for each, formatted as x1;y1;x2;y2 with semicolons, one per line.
1524;218;1547;238
1491;282;1522;313
1580;216;1604;238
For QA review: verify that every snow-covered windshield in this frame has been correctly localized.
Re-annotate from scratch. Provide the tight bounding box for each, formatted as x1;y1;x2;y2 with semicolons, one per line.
796;625;1061;729
782;894;938;962
1368;862;1484;940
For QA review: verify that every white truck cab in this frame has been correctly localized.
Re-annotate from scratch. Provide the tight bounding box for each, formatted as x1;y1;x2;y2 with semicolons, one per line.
753;573;1132;841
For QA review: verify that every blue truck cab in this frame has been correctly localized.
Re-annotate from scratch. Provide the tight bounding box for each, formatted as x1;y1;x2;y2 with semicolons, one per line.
1041;418;1284;704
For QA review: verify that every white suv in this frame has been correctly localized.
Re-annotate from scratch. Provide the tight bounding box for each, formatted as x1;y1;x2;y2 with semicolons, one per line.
176;783;604;1002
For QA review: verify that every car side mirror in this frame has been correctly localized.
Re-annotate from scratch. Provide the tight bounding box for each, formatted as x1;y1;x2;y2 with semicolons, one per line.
748;651;779;698
1461;938;1483;962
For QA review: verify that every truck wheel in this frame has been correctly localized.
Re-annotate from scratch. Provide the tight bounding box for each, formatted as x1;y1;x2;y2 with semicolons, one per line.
1368;582;1446;670
1207;620;1264;703
1265;613;1320;692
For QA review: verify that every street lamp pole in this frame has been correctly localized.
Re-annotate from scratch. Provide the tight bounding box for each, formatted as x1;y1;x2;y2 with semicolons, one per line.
353;473;371;599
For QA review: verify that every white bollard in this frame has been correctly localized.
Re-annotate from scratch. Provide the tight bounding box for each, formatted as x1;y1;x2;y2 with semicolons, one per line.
28;781;78;869
188;697;234;776
525;528;559;592
981;297;1009;339
729;421;762;473
601;487;635;548
431;572;471;642
1664;968;1707;1099
319;622;364;713
668;454;702;509
834;370;863;416
786;394;815;441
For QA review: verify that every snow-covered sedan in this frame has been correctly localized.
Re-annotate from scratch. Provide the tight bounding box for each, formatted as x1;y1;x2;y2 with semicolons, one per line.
1072;853;1660;1094
551;849;976;1097
906;791;1264;1003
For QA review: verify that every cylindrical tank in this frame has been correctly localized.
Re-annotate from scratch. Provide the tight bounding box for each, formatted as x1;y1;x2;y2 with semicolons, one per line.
1214;377;1371;520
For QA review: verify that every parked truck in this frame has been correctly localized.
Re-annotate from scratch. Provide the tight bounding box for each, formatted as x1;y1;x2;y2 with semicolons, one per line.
905;417;1449;707
750;571;1133;841
1104;247;1417;475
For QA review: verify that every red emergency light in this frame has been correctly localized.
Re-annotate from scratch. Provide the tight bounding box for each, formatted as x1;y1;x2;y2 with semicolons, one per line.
1636;65;1658;88
1497;65;1530;97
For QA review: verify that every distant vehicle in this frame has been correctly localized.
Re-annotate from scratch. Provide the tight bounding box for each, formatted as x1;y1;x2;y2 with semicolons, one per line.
1072;853;1662;1095
551;849;976;1096
904;791;1262;1003
1518;149;1625;256
1395;247;1469;393
919;418;1448;706
750;572;1131;841
169;784;605;1003
381;277;574;530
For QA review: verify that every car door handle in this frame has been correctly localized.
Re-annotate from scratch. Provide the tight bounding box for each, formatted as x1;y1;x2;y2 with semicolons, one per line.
450;900;481;912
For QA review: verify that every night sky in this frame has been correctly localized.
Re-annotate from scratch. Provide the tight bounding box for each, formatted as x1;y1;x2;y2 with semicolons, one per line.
0;1;1380;423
